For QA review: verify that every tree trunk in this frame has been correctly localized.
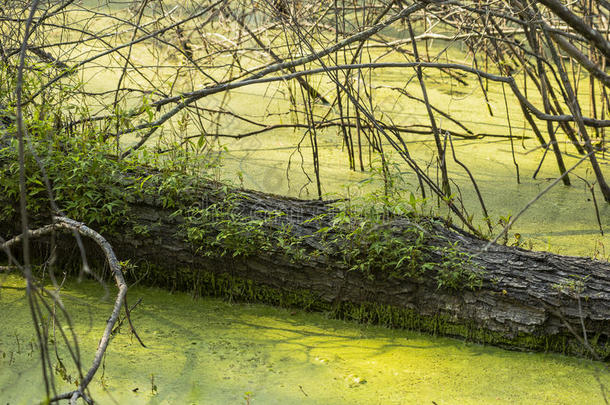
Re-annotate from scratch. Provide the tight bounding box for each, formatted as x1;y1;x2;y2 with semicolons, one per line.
3;177;610;359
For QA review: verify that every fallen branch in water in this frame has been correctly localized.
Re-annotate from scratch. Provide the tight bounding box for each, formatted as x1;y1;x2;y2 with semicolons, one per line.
2;216;130;405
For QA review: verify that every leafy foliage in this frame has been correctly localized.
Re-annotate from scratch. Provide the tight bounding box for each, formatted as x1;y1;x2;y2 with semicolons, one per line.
177;157;483;290
0;67;481;291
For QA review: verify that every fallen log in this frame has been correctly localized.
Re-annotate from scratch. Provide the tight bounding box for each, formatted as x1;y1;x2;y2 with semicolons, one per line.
2;173;610;359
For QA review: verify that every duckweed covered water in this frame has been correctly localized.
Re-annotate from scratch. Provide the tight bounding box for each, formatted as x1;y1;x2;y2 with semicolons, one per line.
218;128;610;258
1;274;608;404
4;5;609;403
69;5;609;257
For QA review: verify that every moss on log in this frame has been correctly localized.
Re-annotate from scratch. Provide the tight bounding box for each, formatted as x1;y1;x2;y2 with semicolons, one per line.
2;173;609;359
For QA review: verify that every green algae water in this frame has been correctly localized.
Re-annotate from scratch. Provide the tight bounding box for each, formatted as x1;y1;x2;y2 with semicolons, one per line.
1;274;608;404
3;5;609;403
65;5;609;257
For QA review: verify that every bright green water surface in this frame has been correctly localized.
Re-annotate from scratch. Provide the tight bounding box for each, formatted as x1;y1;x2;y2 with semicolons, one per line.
1;274;608;404
3;5;610;403
65;4;610;257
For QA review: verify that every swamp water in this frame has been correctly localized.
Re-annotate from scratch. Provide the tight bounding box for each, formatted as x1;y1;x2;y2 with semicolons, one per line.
207;82;610;258
3;5;610;403
70;6;610;256
5;58;610;405
1;274;609;404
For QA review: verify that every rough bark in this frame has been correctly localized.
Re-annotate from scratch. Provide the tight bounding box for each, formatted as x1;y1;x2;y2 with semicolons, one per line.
3;177;610;359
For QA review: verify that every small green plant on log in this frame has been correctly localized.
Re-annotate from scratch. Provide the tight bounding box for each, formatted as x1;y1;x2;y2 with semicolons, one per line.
174;154;483;290
318;158;483;290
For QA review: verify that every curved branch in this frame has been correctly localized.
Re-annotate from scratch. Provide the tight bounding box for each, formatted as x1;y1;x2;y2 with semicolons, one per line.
1;217;129;405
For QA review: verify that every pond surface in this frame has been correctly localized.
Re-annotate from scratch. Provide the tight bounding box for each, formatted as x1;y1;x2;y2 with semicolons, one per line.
1;274;608;404
65;3;609;257
4;5;610;403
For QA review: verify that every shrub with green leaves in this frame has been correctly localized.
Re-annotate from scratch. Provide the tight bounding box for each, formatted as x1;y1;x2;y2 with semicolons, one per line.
0;133;136;232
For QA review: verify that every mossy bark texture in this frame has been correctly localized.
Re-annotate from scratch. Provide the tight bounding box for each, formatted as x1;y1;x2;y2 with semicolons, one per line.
3;177;609;359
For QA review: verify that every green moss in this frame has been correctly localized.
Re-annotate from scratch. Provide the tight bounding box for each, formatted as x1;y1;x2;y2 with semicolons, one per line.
125;262;326;311
331;301;607;358
122;262;608;359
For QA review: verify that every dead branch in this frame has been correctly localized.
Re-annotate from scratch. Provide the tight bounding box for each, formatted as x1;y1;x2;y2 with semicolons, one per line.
1;216;129;405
